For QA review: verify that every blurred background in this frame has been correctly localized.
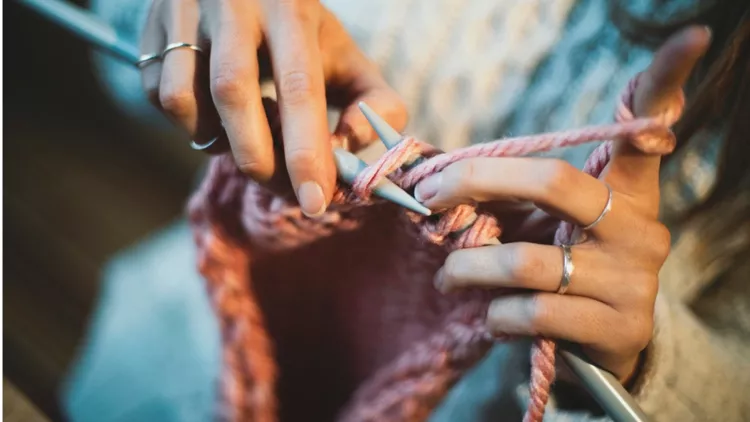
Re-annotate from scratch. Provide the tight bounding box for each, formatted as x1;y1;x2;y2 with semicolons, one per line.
5;1;206;419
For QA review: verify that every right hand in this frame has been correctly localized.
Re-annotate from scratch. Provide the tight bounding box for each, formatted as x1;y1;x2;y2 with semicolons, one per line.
139;0;407;217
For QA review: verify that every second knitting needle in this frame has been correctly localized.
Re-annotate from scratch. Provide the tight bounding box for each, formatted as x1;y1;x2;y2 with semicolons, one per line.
358;102;498;244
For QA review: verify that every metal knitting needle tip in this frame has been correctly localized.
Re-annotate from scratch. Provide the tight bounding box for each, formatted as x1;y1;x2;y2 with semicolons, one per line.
333;148;431;216
358;102;404;149
359;101;425;169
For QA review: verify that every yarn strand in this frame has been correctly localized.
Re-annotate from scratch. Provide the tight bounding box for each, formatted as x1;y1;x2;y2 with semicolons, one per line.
187;72;683;422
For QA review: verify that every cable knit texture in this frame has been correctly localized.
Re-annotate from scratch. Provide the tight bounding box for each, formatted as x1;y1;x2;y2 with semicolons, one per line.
186;75;681;422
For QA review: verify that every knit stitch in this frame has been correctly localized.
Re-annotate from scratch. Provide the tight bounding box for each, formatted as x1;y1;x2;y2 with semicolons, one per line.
186;73;681;421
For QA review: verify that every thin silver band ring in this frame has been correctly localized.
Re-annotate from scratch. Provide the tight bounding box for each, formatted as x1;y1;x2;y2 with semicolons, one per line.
190;137;219;151
582;183;613;231
162;42;204;57
558;245;574;295
135;52;162;68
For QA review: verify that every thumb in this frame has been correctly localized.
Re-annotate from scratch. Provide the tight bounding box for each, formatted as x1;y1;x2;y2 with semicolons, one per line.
604;25;711;208
634;25;712;118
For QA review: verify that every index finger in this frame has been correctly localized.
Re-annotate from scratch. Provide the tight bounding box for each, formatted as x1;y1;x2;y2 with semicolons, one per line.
265;0;334;217
604;26;711;207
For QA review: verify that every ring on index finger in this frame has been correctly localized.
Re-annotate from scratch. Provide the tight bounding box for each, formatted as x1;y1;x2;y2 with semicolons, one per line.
162;42;205;57
135;52;162;69
582;183;613;231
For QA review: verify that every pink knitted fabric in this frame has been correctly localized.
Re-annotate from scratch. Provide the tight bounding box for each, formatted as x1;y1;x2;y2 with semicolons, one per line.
186;74;682;422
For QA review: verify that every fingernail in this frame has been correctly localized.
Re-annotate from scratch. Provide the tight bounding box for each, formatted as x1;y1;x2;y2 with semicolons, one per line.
297;181;326;217
703;25;712;42
414;174;442;203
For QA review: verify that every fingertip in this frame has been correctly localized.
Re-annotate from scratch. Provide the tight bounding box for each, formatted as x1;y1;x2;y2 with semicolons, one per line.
297;180;327;217
651;25;712;86
414;173;441;203
636;25;712;117
285;138;337;216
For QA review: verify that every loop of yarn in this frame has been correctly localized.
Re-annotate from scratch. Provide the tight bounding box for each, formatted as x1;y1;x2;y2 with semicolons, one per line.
187;72;684;422
351;136;426;199
614;73;683;155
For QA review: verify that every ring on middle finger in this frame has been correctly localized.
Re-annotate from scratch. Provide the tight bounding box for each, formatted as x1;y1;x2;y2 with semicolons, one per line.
557;244;575;295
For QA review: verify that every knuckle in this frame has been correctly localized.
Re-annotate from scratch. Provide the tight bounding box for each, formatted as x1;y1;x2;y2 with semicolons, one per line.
285;145;318;172
629;274;659;306
445;160;478;195
159;89;194;118
276;0;317;21
524;295;549;335
506;243;542;283
278;70;317;107
648;223;672;263
376;97;409;135
536;159;575;201
386;96;409;127
627;314;654;352
235;157;272;180
211;69;250;106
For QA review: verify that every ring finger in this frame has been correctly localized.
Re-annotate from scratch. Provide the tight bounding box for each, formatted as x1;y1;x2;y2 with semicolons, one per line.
159;0;220;143
139;3;166;108
435;242;632;306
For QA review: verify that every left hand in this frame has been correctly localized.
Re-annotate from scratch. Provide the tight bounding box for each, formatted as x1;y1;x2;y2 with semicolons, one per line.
412;26;711;382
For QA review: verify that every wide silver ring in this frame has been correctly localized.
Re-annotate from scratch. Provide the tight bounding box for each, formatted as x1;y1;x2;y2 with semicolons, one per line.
135;52;162;69
557;245;574;295
582;183;613;231
162;42;204;57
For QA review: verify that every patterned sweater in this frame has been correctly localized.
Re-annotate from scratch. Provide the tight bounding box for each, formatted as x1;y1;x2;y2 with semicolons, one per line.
72;0;750;420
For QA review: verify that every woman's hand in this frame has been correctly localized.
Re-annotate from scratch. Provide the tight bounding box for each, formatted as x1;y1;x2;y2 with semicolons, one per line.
139;0;406;217
412;27;711;382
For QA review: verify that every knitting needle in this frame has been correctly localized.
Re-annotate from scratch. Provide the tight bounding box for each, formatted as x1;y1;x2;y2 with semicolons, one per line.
333;148;431;216
14;0;430;216
358;102;649;422
358;102;499;244
16;0;140;63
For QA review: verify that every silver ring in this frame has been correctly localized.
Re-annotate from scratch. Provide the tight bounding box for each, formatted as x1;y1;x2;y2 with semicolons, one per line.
135;52;162;69
190;137;219;151
162;42;204;57
582;183;613;231
557;245;574;295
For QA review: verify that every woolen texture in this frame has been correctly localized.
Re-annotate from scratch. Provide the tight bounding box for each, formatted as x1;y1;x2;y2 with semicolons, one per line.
185;76;680;421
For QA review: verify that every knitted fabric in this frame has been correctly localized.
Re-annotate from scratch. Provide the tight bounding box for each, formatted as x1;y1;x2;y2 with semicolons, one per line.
186;73;682;422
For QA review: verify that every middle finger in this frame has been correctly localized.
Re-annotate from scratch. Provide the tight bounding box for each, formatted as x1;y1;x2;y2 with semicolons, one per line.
208;0;275;181
264;0;335;217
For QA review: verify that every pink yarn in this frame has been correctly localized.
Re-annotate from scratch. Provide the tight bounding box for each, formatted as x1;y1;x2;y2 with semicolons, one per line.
186;73;682;421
